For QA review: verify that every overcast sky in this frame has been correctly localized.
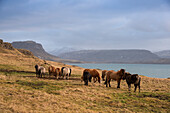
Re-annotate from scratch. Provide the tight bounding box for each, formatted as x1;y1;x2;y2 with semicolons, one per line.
0;0;170;52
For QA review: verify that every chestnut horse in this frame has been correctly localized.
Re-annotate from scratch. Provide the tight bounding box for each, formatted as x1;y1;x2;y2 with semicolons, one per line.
48;66;56;77
105;69;125;88
102;70;108;81
83;69;101;83
55;68;61;79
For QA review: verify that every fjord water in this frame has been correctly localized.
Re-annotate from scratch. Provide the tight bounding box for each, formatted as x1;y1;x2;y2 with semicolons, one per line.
69;63;170;78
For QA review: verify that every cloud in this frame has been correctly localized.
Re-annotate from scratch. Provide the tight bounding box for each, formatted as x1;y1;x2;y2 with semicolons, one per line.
0;0;170;51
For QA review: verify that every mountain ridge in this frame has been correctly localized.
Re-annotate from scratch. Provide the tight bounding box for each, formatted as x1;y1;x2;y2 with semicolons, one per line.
11;41;84;63
58;49;162;63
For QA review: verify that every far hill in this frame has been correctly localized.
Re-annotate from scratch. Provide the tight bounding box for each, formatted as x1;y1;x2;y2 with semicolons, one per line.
11;41;83;63
49;47;80;56
58;49;161;63
154;50;170;58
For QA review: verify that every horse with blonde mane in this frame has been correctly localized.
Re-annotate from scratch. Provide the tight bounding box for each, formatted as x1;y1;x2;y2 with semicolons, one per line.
61;67;71;79
105;69;125;88
48;66;56;77
83;69;101;83
55;68;61;79
35;64;46;78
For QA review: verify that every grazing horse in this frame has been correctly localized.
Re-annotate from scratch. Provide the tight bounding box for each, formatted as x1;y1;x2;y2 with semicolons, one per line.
35;64;39;77
83;69;101;83
61;67;71;79
105;69;125;88
38;66;46;78
55;68;61;79
35;65;46;78
124;73;141;92
48;66;56;77
83;71;92;85
102;70;108;81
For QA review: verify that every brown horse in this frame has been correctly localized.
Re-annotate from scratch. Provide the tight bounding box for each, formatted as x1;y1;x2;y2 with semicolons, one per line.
55;68;61;79
102;70;108;81
83;69;101;83
105;69;125;88
48;66;56;77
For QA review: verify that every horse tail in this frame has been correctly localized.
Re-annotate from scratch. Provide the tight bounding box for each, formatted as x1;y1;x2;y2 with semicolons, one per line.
61;67;65;76
69;68;71;76
104;77;107;84
83;71;86;81
89;74;92;82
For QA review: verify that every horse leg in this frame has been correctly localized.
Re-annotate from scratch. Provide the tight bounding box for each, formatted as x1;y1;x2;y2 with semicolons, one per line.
105;77;108;87
56;73;58;79
134;84;138;92
62;73;64;79
128;84;131;91
108;79;111;87
138;78;141;93
93;77;95;83
117;80;121;88
85;80;88;86
66;74;68;80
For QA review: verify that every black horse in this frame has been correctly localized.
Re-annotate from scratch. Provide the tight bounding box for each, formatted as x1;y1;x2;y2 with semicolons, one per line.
124;73;141;92
83;71;92;86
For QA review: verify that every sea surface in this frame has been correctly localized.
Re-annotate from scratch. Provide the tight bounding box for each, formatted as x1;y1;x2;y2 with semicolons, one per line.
68;63;170;78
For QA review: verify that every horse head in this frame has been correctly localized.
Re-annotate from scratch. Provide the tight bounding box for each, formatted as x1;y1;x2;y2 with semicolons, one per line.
122;72;131;80
120;69;125;75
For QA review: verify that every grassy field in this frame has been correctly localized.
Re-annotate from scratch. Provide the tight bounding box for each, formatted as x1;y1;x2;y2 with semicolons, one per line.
0;71;169;113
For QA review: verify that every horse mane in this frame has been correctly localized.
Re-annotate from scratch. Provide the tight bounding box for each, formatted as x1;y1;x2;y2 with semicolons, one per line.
117;69;125;76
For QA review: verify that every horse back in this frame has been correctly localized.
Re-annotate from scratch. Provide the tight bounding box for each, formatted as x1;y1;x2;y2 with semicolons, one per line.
39;66;46;73
62;67;71;75
106;70;115;78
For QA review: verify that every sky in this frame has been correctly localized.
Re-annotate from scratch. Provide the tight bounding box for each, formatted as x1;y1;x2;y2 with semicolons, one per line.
0;0;170;52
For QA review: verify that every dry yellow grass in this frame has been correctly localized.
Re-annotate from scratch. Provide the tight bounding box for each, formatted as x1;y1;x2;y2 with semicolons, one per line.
0;72;169;113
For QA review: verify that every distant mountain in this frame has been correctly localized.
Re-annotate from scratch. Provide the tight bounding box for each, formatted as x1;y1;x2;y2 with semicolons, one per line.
58;49;161;63
49;47;80;56
12;41;83;63
154;50;170;58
